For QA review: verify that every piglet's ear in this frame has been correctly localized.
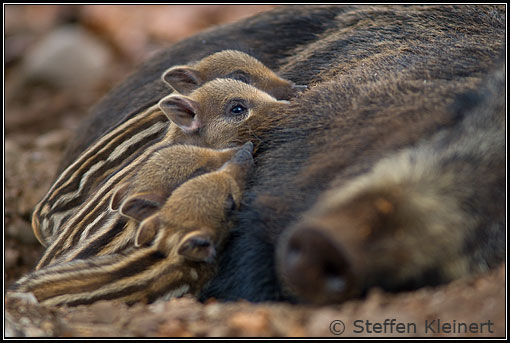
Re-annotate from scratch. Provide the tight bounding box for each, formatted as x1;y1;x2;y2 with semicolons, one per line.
159;95;201;133
110;183;130;211
178;231;216;263
119;192;166;222
136;216;160;247
161;66;202;94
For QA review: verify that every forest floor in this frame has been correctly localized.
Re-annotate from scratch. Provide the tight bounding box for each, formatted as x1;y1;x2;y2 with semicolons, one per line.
4;5;506;338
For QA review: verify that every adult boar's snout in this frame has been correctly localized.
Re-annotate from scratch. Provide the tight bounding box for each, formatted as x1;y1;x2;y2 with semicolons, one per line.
277;225;357;304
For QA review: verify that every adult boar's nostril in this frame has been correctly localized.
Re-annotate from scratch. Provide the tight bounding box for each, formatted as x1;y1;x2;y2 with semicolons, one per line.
284;233;305;271
278;226;354;304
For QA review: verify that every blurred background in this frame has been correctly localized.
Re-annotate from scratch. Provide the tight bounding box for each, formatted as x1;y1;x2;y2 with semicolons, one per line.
4;4;277;285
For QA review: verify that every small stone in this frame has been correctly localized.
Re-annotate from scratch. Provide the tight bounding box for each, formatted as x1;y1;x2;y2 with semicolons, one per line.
19;317;32;326
204;303;223;318
7;292;39;306
24;326;47;337
157;319;193;337
22;25;112;90
149;301;167;315
228;309;271;336
34;129;70;149
5;248;20;269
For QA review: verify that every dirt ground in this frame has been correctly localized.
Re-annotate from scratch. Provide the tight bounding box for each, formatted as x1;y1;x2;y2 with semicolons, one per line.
4;5;506;338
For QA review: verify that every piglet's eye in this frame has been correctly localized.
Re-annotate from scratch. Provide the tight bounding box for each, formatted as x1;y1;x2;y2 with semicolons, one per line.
231;104;247;115
225;99;249;120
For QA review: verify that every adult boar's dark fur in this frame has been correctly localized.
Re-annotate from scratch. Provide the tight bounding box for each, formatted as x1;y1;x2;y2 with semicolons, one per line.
275;62;505;304
54;5;505;303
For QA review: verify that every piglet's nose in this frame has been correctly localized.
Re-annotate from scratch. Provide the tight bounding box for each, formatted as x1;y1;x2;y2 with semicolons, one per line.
278;226;354;304
232;141;254;165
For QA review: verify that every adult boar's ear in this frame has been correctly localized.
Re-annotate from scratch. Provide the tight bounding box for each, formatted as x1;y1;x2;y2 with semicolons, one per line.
159;95;201;133
119;192;166;222
161;66;202;94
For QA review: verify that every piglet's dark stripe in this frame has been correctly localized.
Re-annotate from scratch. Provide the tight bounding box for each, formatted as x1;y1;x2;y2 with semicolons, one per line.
32;106;169;247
